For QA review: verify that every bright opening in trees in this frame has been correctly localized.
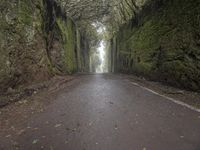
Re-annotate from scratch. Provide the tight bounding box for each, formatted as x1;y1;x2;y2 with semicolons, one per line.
90;23;109;73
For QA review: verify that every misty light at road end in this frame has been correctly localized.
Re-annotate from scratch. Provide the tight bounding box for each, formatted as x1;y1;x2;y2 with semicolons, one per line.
90;23;109;73
96;40;107;73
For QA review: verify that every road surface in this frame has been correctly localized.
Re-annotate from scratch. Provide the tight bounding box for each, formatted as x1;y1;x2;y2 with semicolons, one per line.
0;74;200;150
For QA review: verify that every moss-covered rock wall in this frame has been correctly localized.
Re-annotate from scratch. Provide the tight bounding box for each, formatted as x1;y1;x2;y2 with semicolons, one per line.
113;0;200;91
0;0;89;93
79;34;90;72
44;0;78;74
0;0;50;92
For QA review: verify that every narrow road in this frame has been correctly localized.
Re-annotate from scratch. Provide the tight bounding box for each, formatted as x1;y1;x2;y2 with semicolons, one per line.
0;74;200;150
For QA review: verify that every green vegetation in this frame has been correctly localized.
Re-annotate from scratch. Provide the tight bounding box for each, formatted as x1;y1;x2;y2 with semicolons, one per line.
114;0;200;91
0;0;89;93
1;0;200;92
56;17;77;74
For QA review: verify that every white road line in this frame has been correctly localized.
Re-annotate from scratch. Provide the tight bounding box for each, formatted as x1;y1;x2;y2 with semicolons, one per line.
130;82;200;113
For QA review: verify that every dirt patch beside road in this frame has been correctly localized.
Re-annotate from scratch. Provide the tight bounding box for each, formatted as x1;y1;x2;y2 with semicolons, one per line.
0;75;74;107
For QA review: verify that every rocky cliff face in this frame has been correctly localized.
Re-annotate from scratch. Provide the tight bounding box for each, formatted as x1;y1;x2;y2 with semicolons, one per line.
0;0;89;93
112;0;200;91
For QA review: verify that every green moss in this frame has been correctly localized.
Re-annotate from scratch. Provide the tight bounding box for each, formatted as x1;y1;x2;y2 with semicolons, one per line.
0;0;86;93
56;17;77;74
18;0;33;25
76;29;82;71
115;0;200;90
0;0;52;91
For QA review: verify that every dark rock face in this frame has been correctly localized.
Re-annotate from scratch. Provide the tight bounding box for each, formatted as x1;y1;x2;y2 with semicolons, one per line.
0;0;50;92
112;0;200;91
44;0;79;74
0;0;89;92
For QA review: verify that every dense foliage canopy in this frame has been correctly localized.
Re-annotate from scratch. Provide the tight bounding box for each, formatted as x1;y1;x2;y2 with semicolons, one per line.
56;0;147;33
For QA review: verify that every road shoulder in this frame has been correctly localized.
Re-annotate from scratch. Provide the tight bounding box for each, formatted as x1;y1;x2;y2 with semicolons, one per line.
121;74;200;111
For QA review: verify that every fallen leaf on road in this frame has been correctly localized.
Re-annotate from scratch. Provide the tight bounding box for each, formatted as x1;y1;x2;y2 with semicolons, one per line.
32;139;39;144
17;129;26;135
11;126;15;130
72;128;77;132
109;102;114;105
143;148;147;150
65;127;70;131
5;135;11;138
12;141;19;147
22;100;28;104
55;124;62;128
33;127;39;131
65;140;69;144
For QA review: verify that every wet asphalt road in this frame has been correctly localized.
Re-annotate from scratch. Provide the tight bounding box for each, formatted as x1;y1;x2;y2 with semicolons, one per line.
0;74;200;150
